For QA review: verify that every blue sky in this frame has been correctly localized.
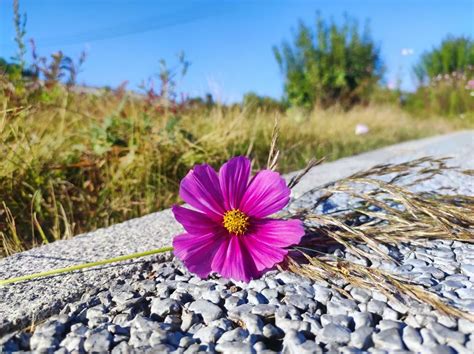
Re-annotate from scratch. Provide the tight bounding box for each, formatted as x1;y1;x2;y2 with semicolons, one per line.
1;0;473;102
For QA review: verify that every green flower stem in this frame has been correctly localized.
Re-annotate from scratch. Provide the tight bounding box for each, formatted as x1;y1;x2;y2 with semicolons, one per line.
0;246;174;286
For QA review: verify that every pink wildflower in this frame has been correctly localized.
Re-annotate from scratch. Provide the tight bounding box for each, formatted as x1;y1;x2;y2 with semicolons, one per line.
172;156;305;282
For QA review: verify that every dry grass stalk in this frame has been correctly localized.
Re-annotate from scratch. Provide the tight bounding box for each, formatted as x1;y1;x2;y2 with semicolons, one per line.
288;157;325;189
287;254;474;321
329;180;473;243
266;116;280;171
287;157;474;319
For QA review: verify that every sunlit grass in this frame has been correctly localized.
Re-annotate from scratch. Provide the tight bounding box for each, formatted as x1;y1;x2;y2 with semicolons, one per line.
0;88;472;257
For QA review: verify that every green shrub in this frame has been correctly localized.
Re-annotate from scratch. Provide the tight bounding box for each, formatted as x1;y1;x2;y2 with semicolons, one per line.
414;36;474;84
407;36;474;117
273;13;383;109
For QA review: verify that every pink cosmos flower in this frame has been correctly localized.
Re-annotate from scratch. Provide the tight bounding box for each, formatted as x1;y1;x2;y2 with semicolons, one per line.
172;156;305;282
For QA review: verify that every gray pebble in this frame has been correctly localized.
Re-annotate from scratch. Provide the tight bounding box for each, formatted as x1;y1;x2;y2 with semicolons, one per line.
372;328;405;350
111;341;131;354
217;327;249;343
215;341;254;353
29;333;58;352
285;294;315;311
387;300;408;315
371;291;387;302
112;291;135;305
297;284;316;298
262;323;284;339
461;264;474;278
149;329;171;346
457;288;474;300
418;345;455;354
210;318;234;332
319;323;351;345
131;314;161;333
60;334;84;352
405;259;428;267
301;313;323;333
377;320;403;331
353;312;373;329
402;326;422;352
193;326;224;343
247;290;268;305
83;328;112;352
428;322;466;345
458;318;474;334
441;280;466;290
283;329;306;353
351;288;371;303
321;314;351;328
261;288;279;300
202;289;222;304
350;326;374;349
180;310;200;332
224;295;245;310
367;299;386;316
251;304;276;317
276;317;305;333
436;314;458;329
420;328;439;347
276;272;309;285
150;298;181;317
228;304;254;322
382;307;399;321
188;300;223;324
327;297;358;315
313;285;332;304
248;279;267;292
239;313;264;335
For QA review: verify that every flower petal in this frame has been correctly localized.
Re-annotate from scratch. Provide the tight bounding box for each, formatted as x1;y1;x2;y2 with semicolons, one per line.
219;156;251;210
239;170;290;218
172;205;220;236
179;164;225;220
243;218;305;271
173;228;227;278
211;234;260;282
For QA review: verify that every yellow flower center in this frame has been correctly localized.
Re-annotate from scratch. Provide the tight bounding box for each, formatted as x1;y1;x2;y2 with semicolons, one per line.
222;209;249;235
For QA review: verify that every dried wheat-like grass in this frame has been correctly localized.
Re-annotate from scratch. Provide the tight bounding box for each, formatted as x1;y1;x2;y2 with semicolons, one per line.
287;254;474;321
287;157;474;319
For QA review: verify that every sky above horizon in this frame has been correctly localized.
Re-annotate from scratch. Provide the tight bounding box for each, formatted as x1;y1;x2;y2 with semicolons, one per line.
1;0;473;102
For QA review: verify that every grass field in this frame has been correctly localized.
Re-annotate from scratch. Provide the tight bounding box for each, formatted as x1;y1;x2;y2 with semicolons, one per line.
0;88;472;257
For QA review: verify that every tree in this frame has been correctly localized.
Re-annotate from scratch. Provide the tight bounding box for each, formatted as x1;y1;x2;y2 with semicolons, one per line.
414;36;474;84
273;13;383;109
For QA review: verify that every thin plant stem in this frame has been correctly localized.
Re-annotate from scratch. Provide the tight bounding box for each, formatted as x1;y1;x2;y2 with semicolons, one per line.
0;246;174;286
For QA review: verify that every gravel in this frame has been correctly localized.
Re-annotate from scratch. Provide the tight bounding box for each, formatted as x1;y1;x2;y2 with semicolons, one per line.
1;132;474;352
2;233;472;352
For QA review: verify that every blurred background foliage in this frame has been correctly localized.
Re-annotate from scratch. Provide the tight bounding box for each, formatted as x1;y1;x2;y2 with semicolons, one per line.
273;14;383;109
0;2;473;256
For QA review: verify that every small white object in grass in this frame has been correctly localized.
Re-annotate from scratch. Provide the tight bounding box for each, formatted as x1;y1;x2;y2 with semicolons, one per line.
355;124;369;135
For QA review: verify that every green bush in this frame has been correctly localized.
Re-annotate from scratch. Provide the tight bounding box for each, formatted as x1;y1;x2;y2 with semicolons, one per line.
407;36;474;117
414;36;474;84
273;13;383;109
